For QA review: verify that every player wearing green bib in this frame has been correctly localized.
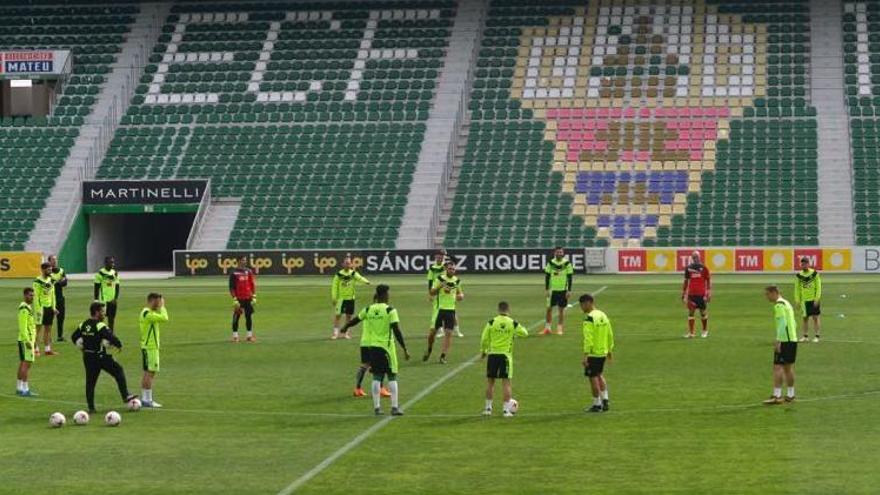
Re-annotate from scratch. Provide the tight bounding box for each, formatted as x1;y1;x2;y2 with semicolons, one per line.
341;285;410;416
424;261;463;364
48;255;68;342
94;256;121;330
543;247;574;335
139;293;169;408
331;257;371;340
16;288;37;397
480;301;528;417
33;262;57;356
794;257;822;343
763;286;798;405
580;293;614;413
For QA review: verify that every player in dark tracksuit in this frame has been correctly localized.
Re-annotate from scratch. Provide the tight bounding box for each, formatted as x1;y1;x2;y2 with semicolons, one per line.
71;302;137;413
49;255;68;342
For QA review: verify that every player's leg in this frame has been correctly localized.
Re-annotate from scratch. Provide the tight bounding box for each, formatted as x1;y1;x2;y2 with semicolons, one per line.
16;343;34;395
84;356;100;412
341;302;353;340
783;363;796;401
331;300;343;339
543;294;553;334
102;357;135;404
800;314;809;342
439;313;454;364
812;314;821;342
453;313;463;338
699;306;709;338
107;301;117;331
484;376;495;415
371;371;384;414
556;303;565;335
56;299;66;342
140;349;162;407
355;347;370;396
423;310;441;361
685;306;696;338
764;363;785;404
587;375;603;412
231;303;242;342
243;301;256;342
599;375;609;410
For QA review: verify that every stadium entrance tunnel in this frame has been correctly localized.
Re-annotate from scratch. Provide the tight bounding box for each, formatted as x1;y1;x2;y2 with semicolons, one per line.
87;212;195;271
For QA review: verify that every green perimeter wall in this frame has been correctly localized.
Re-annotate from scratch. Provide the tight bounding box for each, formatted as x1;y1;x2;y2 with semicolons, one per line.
58;209;89;273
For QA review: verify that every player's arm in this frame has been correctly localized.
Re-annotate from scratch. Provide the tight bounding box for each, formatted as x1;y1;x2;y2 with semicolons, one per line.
249;272;256;300
114;281;120;301
793;276;801;304
582;317;594;364
331;274;339;302
355;272;370;285
71;323;84;349
56;270;68;288
544;270;550;292
514;321;529;338
681;271;689;301
145;307;170;323
391;322;410;359
339;316;361;334
606;320;614;361
773;305;786;351
93;275;100;300
50;283;56;311
17;308;30;345
480;321;491;357
815;273;822;302
229;272;237;297
704;267;711;301
98;324;123;350
566;263;573;293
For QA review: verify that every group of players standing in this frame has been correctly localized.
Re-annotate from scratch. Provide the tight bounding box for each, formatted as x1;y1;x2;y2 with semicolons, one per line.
16;256;171;414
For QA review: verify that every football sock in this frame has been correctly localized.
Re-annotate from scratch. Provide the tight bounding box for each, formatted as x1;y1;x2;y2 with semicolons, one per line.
44;345;51;352
371;380;381;409
485;399;492;410
701;318;708;330
593;397;602;406
245;315;253;332
142;388;152;402
332;327;339;334
786;387;795;398
773;387;782;398
356;366;367;388
16;380;22;392
246;331;253;338
232;331;239;338
601;389;609;400
232;315;239;332
22;381;28;393
502;400;511;413
687;318;695;333
389;381;399;408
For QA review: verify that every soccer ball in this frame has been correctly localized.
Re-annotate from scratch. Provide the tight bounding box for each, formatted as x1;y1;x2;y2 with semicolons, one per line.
127;398;142;412
104;411;122;427
49;412;66;428
73;410;90;425
509;399;519;414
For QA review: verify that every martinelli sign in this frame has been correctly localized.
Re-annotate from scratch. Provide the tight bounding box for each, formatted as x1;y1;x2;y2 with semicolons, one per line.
82;180;208;205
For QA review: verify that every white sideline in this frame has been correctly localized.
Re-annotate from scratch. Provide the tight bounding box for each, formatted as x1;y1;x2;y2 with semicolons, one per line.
276;285;607;494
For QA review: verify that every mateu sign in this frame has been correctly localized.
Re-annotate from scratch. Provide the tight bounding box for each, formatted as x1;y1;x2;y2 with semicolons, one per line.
83;180;208;205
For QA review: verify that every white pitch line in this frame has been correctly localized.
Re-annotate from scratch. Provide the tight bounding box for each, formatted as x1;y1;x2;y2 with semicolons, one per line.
277;285;607;494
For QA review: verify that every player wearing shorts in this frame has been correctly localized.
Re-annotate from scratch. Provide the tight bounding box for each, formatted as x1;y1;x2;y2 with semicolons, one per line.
480;301;528;417
33;262;57;356
763;286;798;405
340;284;410;416
580;293;614;413
139;293;169;408
331;257;370;340
342;288;391;399
428;251;462;338
229;255;257;343
682;251;711;338
543;247;574;335
423;260;463;364
94;256;120;331
16;288;37;397
794;257;822;343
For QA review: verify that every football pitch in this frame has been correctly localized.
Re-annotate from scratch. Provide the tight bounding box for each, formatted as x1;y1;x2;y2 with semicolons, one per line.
1;274;878;494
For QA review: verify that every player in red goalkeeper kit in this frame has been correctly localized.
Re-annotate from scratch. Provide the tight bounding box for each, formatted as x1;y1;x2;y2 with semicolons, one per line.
681;251;711;339
229;255;257;343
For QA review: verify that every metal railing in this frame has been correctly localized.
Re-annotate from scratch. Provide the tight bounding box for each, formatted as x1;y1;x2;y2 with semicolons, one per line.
186;180;213;249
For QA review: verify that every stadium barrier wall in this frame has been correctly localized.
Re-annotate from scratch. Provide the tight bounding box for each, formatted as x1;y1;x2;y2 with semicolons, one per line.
0;252;43;278
173;247;880;276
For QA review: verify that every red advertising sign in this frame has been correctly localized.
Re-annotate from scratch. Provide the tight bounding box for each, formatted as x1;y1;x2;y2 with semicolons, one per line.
676;249;706;270
734;249;764;271
794;249;822;270
617;250;646;272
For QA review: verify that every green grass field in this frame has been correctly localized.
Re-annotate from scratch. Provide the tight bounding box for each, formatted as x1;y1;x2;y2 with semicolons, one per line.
1;274;878;494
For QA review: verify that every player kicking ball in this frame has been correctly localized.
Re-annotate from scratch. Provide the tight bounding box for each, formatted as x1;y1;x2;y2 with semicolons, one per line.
340;285;410;416
763;286;798;405
682;251;711;338
580;293;614;413
229;255;257;343
16;288;37;397
480;301;528;417
423;261;463;364
331;256;370;340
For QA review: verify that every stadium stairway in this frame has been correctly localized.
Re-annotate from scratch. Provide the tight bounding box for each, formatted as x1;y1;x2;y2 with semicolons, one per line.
811;0;855;245
396;0;486;249
26;3;166;256
190;199;240;250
